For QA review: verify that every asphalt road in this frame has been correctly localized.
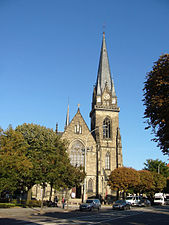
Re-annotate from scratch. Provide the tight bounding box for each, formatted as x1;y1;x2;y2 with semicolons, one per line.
0;205;169;225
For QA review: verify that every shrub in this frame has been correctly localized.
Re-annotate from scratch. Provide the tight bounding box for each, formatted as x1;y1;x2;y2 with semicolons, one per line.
26;200;41;207
0;203;15;208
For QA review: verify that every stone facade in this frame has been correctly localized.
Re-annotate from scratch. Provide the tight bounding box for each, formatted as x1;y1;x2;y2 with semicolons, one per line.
31;32;123;202
60;32;123;200
61;108;97;198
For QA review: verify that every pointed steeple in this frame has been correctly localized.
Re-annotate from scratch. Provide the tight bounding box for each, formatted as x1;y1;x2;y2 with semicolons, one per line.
64;103;70;130
95;32;116;97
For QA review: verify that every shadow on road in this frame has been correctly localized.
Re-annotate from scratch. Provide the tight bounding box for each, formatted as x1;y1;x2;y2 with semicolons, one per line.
0;206;169;225
0;218;37;225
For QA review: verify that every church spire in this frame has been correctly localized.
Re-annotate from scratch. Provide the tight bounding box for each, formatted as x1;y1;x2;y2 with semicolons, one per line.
95;32;116;97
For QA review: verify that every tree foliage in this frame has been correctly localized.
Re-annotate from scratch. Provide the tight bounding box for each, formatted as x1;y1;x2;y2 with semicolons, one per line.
108;167;140;192
144;159;169;178
0;123;86;201
108;165;167;197
152;172;166;193
0;127;32;194
136;170;154;194
143;54;169;155
16;123;85;190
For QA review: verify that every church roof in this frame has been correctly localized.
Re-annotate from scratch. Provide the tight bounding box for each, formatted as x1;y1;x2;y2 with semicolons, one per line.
95;32;116;97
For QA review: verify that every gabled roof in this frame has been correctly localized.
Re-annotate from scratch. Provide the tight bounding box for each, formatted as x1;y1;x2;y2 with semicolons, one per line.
61;107;96;145
62;107;90;135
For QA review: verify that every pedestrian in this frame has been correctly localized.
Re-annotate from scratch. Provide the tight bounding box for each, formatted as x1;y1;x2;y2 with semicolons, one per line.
54;196;58;207
62;197;65;209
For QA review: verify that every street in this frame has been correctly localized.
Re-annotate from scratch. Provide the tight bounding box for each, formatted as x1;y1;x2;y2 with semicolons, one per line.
0;205;169;225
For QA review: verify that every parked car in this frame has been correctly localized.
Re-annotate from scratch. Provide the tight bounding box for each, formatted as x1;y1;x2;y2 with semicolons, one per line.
154;193;165;205
165;194;169;205
126;196;142;206
137;199;151;207
88;195;105;204
112;200;131;210
79;199;101;211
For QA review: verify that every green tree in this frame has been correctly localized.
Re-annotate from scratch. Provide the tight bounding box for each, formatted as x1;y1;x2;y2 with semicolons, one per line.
108;167;140;198
144;159;169;178
0;126;32;195
16;123;85;206
46;139;85;201
143;54;169;155
16;124;67;203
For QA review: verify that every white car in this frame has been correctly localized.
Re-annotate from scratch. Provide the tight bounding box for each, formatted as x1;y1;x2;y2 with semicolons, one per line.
126;196;142;206
154;193;165;205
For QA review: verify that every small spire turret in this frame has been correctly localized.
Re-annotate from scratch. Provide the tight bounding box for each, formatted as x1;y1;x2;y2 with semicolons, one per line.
64;103;70;130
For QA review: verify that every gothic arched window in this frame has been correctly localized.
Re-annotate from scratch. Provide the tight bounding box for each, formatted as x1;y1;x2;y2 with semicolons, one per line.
70;140;84;167
74;122;82;134
88;179;93;192
103;117;111;139
105;152;110;170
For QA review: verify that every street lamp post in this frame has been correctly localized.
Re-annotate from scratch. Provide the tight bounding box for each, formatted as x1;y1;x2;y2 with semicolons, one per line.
83;125;107;203
158;162;162;174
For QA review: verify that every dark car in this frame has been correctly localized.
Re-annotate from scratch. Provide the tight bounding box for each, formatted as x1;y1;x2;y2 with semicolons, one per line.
113;200;131;210
105;195;115;205
138;199;151;207
79;199;101;211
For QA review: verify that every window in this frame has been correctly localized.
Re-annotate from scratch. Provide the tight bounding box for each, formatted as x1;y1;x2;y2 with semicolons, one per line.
103;117;111;138
70;140;84;167
75;122;82;134
105;152;110;170
88;179;93;192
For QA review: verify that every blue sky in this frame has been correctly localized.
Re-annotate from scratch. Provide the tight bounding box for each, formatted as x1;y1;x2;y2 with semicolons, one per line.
0;0;169;170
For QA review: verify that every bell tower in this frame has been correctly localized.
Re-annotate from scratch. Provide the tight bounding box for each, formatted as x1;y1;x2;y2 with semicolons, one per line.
90;32;123;196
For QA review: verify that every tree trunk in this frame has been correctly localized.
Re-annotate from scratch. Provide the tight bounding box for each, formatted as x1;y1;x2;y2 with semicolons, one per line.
40;185;45;214
66;189;69;210
116;189;119;200
122;191;125;200
49;183;53;201
26;187;32;203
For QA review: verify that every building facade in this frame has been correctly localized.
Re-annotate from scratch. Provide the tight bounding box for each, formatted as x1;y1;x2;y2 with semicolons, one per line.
31;32;123;202
61;32;123;200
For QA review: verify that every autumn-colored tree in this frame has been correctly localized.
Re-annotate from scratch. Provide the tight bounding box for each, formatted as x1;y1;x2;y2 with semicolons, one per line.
108;167;140;197
143;54;169;155
135;170;154;194
152;172;166;193
164;177;169;193
0;126;32;195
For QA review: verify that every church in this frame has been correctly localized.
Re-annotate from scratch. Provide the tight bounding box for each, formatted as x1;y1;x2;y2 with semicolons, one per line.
32;32;123;202
61;32;123;200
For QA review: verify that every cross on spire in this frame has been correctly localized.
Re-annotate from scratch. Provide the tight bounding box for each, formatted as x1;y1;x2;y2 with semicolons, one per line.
102;23;106;33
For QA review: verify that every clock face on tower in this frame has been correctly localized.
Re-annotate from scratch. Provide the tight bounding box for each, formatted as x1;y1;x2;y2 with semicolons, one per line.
104;93;110;100
112;98;116;104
